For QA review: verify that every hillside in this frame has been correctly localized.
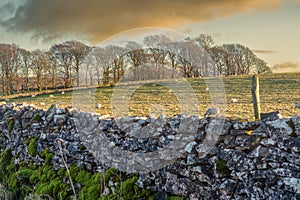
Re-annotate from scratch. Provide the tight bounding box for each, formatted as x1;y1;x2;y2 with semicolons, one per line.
2;72;300;120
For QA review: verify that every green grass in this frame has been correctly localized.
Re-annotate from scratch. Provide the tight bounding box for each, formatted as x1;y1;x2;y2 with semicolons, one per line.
5;72;300;120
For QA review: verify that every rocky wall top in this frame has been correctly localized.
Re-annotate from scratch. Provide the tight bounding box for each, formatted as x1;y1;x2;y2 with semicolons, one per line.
0;104;300;199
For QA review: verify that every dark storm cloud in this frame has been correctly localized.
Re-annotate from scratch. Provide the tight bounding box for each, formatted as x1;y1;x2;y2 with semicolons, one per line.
1;0;288;43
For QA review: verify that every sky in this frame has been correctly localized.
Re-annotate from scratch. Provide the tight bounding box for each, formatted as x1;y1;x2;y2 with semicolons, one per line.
0;0;299;70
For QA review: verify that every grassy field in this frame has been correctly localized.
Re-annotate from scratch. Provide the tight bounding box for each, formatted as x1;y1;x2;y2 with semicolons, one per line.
3;72;300;120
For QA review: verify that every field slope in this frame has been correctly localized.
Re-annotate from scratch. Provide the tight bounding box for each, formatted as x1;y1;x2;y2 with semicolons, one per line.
5;72;300;120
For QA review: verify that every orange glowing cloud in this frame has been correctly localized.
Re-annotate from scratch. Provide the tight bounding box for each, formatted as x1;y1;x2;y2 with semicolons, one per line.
1;0;291;43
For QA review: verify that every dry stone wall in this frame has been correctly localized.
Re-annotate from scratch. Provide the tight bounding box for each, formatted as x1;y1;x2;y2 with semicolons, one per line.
0;103;300;199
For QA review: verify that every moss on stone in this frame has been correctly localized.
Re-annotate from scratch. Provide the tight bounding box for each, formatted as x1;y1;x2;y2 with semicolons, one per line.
27;137;38;157
70;164;81;177
104;167;119;183
7;173;18;193
86;184;101;200
35;182;52;196
16;168;33;181
0;150;16;190
0;147;181;199
29;169;40;184
26;164;69;199
24;138;30;145
31;113;41;121
167;196;184;200
7;118;14;134
109;175;153;200
216;159;231;178
39;148;54;164
75;170;91;185
79;145;86;151
57;167;67;178
0;149;12;172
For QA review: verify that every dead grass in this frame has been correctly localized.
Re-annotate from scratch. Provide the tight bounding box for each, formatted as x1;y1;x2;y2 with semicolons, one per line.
4;73;300;120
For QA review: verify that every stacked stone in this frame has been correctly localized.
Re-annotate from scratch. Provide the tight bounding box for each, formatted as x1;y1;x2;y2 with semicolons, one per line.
0;103;299;199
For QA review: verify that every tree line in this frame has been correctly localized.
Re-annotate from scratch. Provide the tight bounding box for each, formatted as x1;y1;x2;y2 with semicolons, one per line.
0;34;271;96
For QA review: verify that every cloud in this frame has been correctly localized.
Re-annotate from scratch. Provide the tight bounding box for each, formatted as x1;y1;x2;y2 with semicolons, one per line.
273;62;299;69
0;0;25;21
272;62;300;73
252;49;278;54
1;0;290;44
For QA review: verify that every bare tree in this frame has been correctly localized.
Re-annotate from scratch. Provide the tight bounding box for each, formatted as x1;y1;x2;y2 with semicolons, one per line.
64;41;90;87
195;34;214;50
254;57;271;74
92;47;113;85
210;46;231;76
88;48;102;85
82;53;94;86
176;40;204;78
50;43;73;88
0;43;20;95
48;51;59;89
194;34;215;76
30;50;50;92
19;48;32;92
144;35;171;79
0;34;272;94
106;45;125;84
125;41;147;81
223;44;256;75
165;41;183;79
223;49;236;76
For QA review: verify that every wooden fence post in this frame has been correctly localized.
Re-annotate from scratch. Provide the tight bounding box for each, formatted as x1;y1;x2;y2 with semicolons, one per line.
251;75;261;120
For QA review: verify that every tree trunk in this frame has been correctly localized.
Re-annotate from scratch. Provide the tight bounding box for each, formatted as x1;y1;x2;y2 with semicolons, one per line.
76;68;80;87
